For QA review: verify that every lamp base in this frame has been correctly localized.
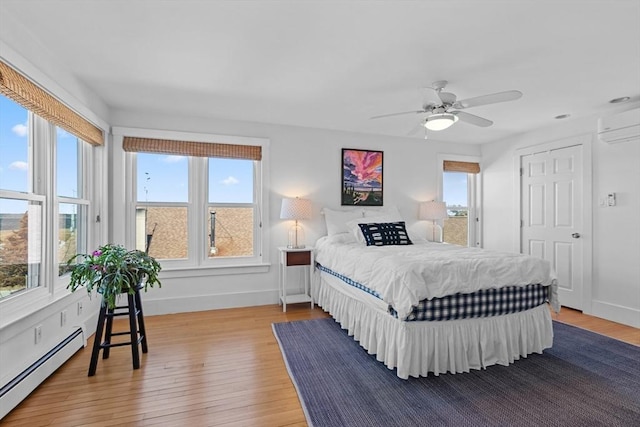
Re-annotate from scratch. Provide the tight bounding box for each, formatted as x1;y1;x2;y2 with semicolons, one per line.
287;223;306;249
429;222;444;243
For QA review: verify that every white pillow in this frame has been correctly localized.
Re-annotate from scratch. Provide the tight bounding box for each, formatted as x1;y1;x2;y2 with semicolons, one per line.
325;232;357;244
323;208;363;235
363;206;403;220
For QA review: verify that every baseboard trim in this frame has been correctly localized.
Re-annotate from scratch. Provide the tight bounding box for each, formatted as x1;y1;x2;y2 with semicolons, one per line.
590;300;640;328
141;290;279;315
0;328;84;419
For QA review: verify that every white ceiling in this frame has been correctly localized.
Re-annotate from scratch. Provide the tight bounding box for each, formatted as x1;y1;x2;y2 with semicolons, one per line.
1;0;639;144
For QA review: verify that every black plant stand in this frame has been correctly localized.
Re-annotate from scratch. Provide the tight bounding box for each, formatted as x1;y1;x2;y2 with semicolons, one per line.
88;286;148;376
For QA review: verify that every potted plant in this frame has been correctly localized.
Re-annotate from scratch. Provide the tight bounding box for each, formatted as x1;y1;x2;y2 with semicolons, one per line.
66;244;162;309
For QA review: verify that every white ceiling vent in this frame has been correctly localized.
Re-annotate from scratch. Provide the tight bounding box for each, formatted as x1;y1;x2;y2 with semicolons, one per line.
597;108;640;144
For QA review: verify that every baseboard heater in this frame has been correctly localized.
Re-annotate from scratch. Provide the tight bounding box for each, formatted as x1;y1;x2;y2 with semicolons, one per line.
0;327;84;420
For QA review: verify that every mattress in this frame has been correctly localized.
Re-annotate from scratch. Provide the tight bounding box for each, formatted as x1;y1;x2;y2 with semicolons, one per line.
317;263;549;321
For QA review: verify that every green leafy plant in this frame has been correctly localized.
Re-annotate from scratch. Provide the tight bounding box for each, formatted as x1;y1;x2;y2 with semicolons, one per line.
67;244;162;309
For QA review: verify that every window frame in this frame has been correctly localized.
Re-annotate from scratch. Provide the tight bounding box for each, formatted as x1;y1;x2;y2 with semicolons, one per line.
203;158;262;265
0;103;96;313
55;135;92;284
115;127;270;274
437;154;482;248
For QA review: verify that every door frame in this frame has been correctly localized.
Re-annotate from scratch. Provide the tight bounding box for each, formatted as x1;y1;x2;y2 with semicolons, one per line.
514;134;593;313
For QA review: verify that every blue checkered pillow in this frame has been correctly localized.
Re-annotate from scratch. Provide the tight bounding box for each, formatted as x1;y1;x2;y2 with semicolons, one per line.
358;221;413;246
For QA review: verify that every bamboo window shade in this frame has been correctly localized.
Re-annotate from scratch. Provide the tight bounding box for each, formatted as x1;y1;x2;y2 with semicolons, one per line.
0;60;103;146
122;136;262;161
443;160;481;174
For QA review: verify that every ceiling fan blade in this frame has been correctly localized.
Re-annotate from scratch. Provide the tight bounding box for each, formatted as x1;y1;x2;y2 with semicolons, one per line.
452;111;493;127
453;90;522;109
370;110;426;119
422;88;442;106
438;91;457;105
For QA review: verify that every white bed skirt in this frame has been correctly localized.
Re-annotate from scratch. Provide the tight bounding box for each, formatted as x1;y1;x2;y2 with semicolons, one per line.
313;269;554;379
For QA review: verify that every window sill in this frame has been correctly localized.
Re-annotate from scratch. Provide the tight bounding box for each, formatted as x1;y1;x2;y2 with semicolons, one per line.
159;262;271;279
0;287;81;332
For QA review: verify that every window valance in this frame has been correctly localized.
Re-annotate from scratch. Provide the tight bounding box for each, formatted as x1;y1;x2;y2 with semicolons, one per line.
443;160;480;174
122;136;262;161
0;60;103;146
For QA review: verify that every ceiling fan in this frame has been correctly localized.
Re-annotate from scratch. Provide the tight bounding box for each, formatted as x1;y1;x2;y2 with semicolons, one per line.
370;80;523;134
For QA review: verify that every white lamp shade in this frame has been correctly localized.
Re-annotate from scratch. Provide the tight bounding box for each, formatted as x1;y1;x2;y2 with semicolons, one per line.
280;197;312;220
419;201;448;220
424;113;458;131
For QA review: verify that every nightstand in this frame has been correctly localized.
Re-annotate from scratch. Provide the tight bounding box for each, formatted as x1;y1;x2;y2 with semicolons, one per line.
278;247;314;312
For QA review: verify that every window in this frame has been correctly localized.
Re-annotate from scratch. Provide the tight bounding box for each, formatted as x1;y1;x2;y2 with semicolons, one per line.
1;96;40;299
0;96;93;300
122;131;266;269
135;152;189;260
443;172;471;246
57;127;89;275
0;96;29;193
207;158;255;257
0;60;101;304
0;198;42;298
441;158;481;247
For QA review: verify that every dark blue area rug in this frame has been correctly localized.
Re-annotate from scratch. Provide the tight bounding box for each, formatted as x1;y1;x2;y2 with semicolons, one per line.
273;318;640;427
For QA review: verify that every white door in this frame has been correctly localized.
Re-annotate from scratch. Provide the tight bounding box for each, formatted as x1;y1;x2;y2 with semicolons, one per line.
521;144;584;309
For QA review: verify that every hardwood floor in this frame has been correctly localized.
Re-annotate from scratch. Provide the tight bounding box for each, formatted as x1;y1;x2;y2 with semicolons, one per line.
2;304;638;426
552;306;640;345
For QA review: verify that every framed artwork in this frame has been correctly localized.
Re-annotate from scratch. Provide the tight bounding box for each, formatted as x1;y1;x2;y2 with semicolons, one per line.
341;148;383;206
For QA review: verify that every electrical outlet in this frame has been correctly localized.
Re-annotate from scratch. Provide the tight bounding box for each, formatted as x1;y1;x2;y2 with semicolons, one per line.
34;325;42;344
77;301;83;316
61;310;67;327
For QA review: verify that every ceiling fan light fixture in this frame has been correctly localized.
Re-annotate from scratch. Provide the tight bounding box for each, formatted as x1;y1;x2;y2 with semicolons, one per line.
424;113;458;131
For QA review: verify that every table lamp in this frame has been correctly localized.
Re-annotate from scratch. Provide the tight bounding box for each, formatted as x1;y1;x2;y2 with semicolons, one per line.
419;201;448;242
280;197;312;248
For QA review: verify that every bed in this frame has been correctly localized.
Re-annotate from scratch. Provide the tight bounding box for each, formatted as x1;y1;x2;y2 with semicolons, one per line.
312;208;559;379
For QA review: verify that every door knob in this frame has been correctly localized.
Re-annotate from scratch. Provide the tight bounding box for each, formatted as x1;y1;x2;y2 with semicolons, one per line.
571;233;581;239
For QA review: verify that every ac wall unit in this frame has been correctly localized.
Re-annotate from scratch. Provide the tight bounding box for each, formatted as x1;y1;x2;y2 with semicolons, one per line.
597;108;640;144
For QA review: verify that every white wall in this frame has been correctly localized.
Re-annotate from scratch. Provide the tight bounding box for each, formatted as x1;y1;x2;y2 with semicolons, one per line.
482;108;640;327
591;130;640;325
109;109;481;315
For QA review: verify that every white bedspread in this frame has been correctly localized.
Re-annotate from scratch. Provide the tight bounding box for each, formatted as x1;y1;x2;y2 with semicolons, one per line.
315;236;559;320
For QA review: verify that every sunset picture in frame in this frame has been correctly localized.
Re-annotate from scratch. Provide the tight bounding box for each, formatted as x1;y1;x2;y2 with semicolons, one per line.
341;148;383;206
